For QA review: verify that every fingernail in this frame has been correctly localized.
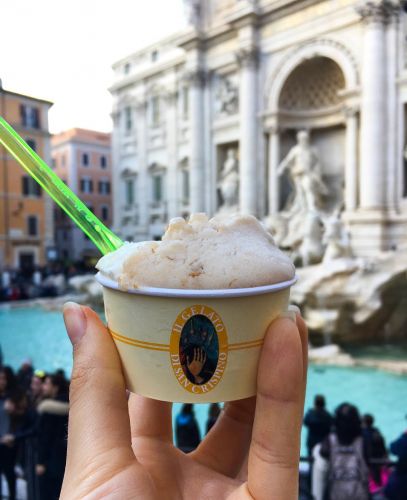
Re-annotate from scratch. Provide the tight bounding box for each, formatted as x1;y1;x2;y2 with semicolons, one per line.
279;310;297;323
288;305;301;315
63;302;87;345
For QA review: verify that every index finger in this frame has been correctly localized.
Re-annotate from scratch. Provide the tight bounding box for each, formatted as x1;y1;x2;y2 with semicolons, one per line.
247;316;307;500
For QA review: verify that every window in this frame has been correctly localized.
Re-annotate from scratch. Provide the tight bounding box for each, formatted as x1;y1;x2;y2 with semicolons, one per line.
152;175;162;202
98;180;111;195
182;170;190;202
101;205;109;221
80;178;93;193
86;203;94;213
151;50;158;62
124;106;132;132
20;105;40;129
151;96;160;126
100;156;107;168
82;153;89;166
125;179;134;205
182;87;189;119
27;216;38;236
22;176;41;197
26;138;36;152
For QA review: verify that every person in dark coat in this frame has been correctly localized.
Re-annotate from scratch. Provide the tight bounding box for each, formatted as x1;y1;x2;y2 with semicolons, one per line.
17;359;34;392
0;366;18;500
304;394;332;457
175;404;201;453
2;387;40;500
36;372;69;500
361;413;388;492
28;370;46;410
384;430;407;500
206;403;221;434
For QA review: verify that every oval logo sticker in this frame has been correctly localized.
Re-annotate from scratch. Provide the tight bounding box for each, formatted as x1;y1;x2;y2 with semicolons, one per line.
170;305;228;394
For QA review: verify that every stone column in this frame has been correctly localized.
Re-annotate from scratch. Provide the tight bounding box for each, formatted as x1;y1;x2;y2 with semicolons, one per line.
188;69;205;213
386;6;401;212
357;2;389;209
267;127;280;215
237;47;258;215
111;109;122;235
136;100;149;231
165;90;178;219
344;107;358;212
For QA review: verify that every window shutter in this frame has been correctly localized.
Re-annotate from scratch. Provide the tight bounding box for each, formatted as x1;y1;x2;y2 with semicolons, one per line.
33;108;40;129
80;179;84;192
20;104;25;125
22;176;28;195
89;180;93;192
107;182;111;194
28;216;38;236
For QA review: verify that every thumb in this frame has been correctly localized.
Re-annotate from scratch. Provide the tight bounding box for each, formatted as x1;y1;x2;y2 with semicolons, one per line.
63;303;133;475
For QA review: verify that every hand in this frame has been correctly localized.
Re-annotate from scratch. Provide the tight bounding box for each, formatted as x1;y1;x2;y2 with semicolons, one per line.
187;347;206;383
0;434;15;447
36;464;46;476
62;303;307;500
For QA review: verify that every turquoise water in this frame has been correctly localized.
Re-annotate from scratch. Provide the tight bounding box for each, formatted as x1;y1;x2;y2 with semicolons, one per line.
1;306;407;453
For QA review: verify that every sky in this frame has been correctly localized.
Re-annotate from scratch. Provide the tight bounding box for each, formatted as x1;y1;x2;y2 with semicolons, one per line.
0;0;186;133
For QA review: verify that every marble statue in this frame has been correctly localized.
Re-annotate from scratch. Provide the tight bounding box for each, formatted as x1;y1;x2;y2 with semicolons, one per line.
323;213;352;263
183;0;202;29
217;76;238;115
297;213;325;266
278;130;329;214
267;130;331;251
218;148;239;211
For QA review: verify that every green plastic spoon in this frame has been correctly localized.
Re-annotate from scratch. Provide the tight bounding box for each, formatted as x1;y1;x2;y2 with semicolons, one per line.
0;116;123;255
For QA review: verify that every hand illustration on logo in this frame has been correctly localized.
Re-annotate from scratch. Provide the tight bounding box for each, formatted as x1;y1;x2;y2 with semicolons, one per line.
187;347;207;385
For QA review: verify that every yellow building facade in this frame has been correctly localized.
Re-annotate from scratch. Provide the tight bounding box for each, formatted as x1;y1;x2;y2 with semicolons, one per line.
0;82;54;271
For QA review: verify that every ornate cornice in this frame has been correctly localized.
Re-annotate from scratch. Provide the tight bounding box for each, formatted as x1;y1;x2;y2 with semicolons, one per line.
235;47;259;68
356;1;400;25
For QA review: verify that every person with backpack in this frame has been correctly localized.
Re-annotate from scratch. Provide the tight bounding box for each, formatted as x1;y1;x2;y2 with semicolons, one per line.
316;402;370;500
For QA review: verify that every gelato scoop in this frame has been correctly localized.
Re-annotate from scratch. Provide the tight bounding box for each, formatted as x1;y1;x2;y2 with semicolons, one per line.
96;213;295;290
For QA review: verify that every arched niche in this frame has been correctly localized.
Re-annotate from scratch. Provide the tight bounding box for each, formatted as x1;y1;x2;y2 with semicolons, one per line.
265;43;358;216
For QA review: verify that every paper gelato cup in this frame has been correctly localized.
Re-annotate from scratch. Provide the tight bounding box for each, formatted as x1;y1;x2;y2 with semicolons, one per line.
95;272;297;403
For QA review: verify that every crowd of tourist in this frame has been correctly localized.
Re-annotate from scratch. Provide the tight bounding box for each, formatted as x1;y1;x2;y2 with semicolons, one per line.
0;362;69;500
0;263;91;302
303;395;407;500
1;359;406;500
